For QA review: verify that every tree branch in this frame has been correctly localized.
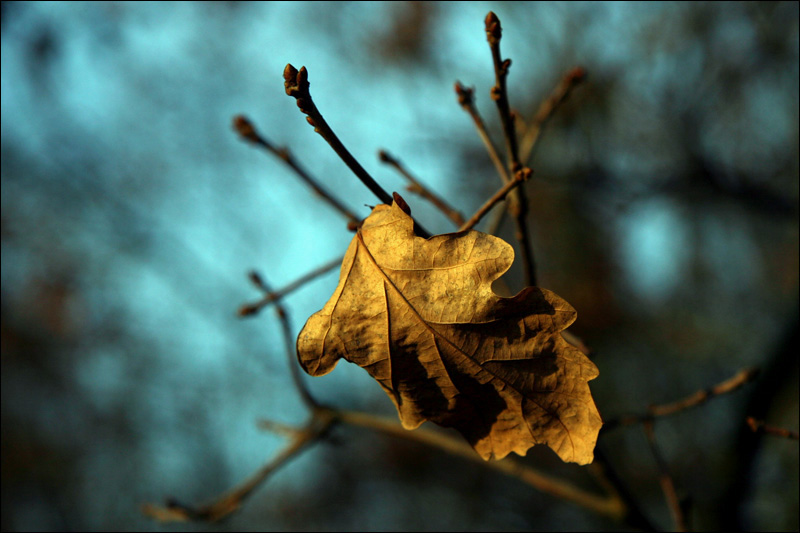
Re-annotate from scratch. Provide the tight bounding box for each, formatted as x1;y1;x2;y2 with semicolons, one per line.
142;407;336;523
518;66;586;165
282;64;432;238
746;417;799;440
484;12;537;287
455;82;510;184
604;367;760;430
643;421;688;532
238;257;341;317
243;271;317;409
232;115;360;225
459;167;531;232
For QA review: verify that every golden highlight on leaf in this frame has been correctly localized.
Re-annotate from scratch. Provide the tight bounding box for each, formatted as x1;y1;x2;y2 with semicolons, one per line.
296;201;602;464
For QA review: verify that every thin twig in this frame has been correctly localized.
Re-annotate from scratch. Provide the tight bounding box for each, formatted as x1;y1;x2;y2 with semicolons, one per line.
256;418;307;439
242;271;318;409
649;367;760;417
746;417;799;440
604;367;760;430
590;446;659;531
518;66;586;165
282;64;432;238
232;115;360;224
485;12;518;171
143;408;337;523
643;421;688;532
459;167;531;232
483;201;508;236
145;402;627;524
455;82;510;184
336;408;626;520
238;257;341;317
378;149;466;227
485;12;537;287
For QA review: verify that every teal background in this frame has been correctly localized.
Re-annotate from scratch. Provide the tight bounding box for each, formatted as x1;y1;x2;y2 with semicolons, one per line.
2;2;798;530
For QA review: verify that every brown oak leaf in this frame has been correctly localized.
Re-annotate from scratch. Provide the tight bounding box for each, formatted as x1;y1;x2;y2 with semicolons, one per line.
296;201;602;464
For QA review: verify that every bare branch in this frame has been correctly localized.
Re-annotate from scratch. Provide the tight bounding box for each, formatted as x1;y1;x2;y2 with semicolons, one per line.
604;367;760;429
241;271;318;408
643;421;688;532
519;66;586;165
232;115;360;224
484;12;537;287
746;417;799;440
143;407;337;523
459;167;531;232
334;409;625;520
455;82;510;184
282;65;432;238
238;257;341;317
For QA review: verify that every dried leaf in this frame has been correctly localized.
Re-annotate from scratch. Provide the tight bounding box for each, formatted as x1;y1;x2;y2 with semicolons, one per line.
297;201;602;463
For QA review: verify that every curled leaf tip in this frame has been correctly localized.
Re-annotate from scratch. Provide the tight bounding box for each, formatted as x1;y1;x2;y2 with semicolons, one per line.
392;191;411;215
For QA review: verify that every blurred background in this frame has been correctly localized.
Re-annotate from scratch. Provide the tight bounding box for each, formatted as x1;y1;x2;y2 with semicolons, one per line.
2;1;797;531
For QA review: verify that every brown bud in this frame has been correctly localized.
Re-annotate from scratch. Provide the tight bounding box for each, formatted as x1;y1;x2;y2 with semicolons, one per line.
567;66;587;84
485;11;501;43
515;167;533;182
248;270;266;289
297;66;309;87
284;63;309;98
283;63;298;83
238;303;260;317
232;115;258;142
455;81;474;107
